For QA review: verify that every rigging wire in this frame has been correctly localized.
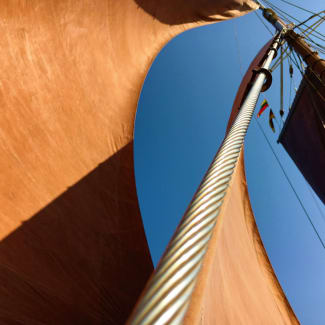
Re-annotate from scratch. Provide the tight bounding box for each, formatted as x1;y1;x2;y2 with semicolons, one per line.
254;116;325;251
287;53;299;92
261;0;293;23
290;49;305;75
295;25;325;48
294;10;325;30
298;16;325;51
307;185;325;224
288;71;292;106
287;55;293;109
288;49;325;104
233;17;325;251
304;40;325;54
262;0;325;41
295;50;305;71
270;45;290;72
273;0;320;16
302;36;325;53
294;49;306;71
268;14;322;73
280;45;284;121
254;11;274;36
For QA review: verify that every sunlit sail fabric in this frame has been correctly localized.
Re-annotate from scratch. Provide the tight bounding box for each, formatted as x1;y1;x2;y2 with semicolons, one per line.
0;0;296;324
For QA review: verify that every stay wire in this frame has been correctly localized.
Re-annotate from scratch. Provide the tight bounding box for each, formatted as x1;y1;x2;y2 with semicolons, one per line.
274;0;320;16
287;53;298;92
307;185;325;224
287;48;325;106
263;0;325;41
261;0;293;23
254;11;274;36
298;14;325;37
302;34;325;52
280;45;284;122
289;50;325;107
271;45;290;72
287;55;293;108
233;21;325;251
295;50;305;71
294;10;325;30
290;50;304;75
296;25;325;46
289;72;292;107
254;116;325;251
305;39;325;54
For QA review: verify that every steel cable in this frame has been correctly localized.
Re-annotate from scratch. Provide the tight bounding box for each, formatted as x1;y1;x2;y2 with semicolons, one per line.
128;35;281;325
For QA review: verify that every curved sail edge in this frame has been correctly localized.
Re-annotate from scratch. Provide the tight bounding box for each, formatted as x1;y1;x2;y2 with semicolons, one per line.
0;1;292;324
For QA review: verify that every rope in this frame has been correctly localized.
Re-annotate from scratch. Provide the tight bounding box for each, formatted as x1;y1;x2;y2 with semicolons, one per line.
280;45;284;121
234;14;325;250
296;25;325;48
296;51;305;70
290;50;304;75
235;9;325;257
307;185;325;224
300;17;325;43
254;116;325;251
288;43;325;101
274;0;320;16
288;55;293;109
294;10;325;30
262;0;325;41
299;18;325;55
261;0;292;24
287;53;299;93
251;6;325;249
254;11;274;36
271;45;291;72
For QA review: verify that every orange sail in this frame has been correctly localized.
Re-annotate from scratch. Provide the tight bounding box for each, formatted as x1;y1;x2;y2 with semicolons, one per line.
0;0;297;324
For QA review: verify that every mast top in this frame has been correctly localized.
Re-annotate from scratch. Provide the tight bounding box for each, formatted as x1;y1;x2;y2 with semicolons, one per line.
252;0;287;32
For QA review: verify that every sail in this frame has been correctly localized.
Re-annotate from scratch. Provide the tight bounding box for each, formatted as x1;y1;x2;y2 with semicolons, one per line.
0;1;257;324
278;68;325;204
172;39;299;324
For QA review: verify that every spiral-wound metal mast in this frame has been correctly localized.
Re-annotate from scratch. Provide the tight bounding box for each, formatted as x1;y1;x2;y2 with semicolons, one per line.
128;33;282;325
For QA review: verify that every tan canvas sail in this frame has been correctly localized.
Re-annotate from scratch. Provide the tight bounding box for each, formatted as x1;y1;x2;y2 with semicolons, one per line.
0;0;296;324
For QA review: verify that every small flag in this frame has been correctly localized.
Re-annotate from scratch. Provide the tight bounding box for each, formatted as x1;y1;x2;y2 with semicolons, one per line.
257;99;269;117
289;64;293;78
269;109;275;133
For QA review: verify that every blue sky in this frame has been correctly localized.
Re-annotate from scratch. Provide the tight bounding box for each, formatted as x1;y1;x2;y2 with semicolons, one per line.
134;1;325;324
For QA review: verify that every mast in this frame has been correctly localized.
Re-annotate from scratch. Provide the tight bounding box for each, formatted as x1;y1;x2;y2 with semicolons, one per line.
255;1;325;230
285;30;325;83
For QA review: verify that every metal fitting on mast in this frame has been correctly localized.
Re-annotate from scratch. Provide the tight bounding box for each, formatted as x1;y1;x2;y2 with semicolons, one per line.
252;0;287;32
